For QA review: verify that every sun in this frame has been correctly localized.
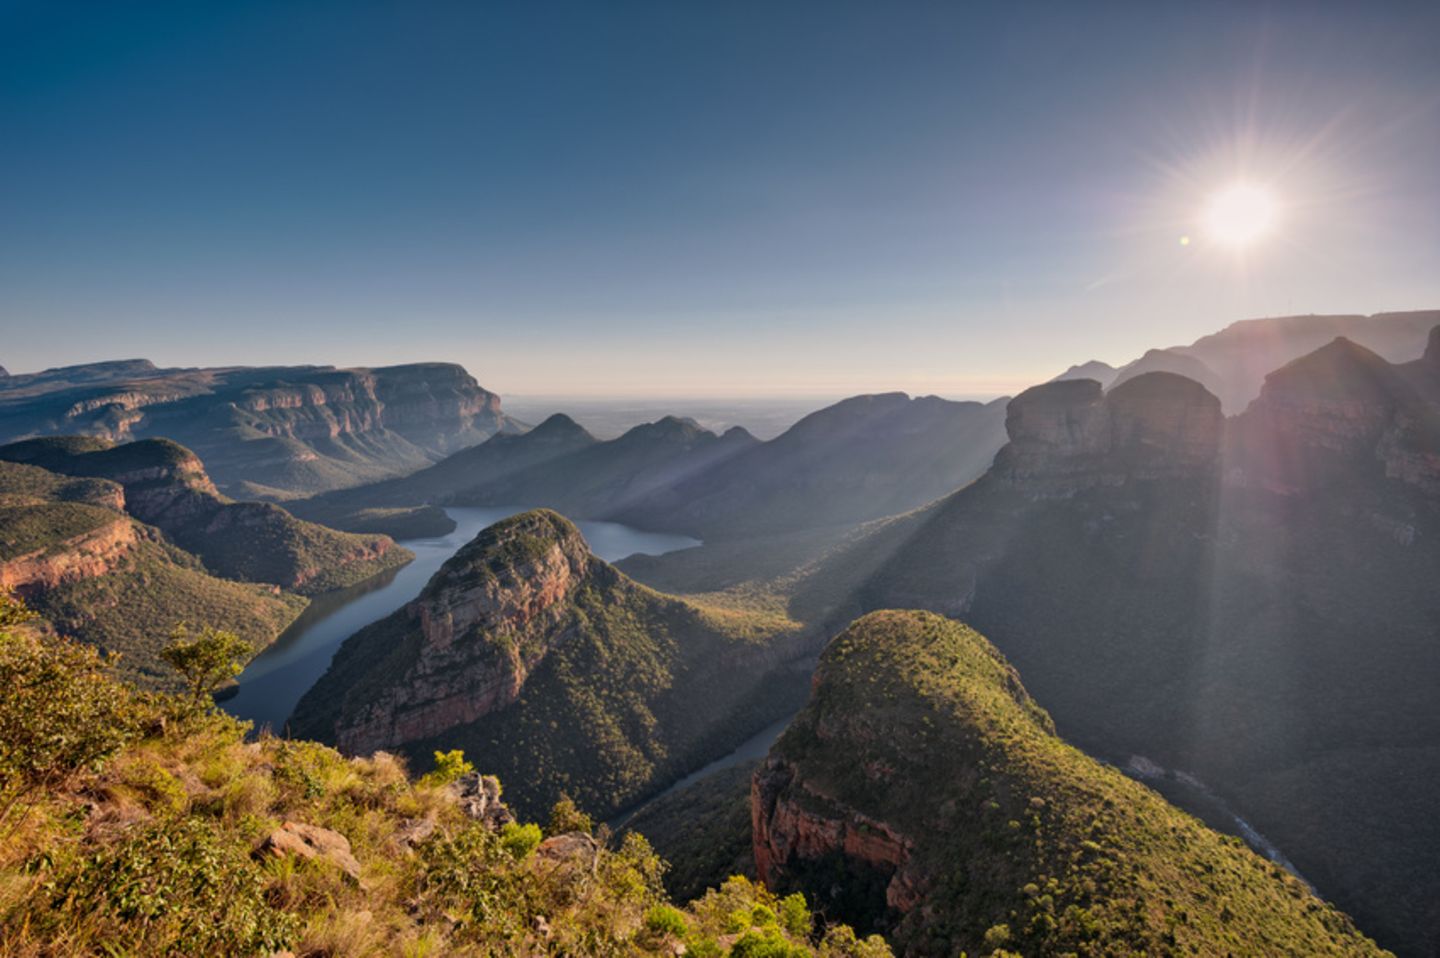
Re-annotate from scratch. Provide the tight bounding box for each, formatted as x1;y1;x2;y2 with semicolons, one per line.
1201;182;1278;248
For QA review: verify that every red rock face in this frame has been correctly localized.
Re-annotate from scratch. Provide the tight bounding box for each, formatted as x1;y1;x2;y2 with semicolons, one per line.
752;757;922;916
0;519;142;595
333;513;597;755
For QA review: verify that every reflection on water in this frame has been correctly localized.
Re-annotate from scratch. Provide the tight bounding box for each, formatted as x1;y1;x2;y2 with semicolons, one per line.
222;507;698;733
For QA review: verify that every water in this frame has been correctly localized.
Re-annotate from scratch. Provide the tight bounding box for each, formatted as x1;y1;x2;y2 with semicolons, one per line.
221;507;698;732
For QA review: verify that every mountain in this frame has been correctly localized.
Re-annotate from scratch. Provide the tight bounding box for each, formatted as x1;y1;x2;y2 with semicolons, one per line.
291;412;600;535
753;610;1386;956
1109;347;1227;399
0;437;411;686
1166;309;1440;412
837;331;1440;955
1049;359;1117;386
289;509;814;821
614;393;1010;540
0;360;517;498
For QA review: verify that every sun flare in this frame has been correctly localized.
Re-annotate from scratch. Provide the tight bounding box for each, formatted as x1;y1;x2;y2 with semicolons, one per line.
1201;182;1279;248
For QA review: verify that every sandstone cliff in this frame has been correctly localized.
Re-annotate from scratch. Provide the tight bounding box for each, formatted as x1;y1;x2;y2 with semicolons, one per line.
0;436;410;595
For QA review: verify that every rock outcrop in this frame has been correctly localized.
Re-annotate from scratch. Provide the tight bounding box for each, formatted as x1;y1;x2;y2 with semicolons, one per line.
1235;333;1440;495
0;517;144;596
329;511;596;754
993;371;1222;495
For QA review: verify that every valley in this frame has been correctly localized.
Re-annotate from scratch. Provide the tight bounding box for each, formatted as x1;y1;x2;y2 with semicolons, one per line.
4;309;1440;956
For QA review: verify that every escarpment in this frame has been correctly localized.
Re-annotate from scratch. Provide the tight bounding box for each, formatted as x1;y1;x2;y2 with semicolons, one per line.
0;436;409;595
292;509;815;820
0;360;517;497
752;611;1386;957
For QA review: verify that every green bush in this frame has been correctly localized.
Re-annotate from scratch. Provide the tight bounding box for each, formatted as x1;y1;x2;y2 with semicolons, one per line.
498;821;542;860
644;903;689;938
0;595;139;808
40;817;298;955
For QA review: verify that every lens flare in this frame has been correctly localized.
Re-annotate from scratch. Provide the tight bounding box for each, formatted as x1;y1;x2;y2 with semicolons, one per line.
1202;183;1278;248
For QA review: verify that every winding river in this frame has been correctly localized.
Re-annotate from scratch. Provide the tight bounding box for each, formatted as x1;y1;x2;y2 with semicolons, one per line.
221;507;698;733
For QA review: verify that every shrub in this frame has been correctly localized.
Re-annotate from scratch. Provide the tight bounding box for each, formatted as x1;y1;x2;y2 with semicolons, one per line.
546;793;594;835
40;817;298;954
419;748;474;787
160;625;251;711
0;595;139;813
498;821;542;860
644;903;689;938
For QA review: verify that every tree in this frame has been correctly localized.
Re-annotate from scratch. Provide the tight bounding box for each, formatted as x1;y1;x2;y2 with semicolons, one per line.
160;625;251;710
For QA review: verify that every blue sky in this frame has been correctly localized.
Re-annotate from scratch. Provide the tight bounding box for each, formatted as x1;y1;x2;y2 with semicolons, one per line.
2;1;1437;397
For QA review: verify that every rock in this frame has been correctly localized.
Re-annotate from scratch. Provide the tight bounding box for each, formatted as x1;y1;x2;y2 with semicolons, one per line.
535;831;599;864
255;821;362;880
448;772;515;830
993;372;1221;496
326;510;601;755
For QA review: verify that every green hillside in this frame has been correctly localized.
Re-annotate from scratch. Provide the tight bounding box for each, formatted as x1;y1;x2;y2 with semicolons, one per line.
759;610;1388;957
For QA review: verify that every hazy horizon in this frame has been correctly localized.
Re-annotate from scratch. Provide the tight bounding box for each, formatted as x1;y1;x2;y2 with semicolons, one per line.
4;2;1438;396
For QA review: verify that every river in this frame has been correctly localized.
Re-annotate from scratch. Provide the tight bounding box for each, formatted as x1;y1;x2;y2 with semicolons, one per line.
220;507;698;733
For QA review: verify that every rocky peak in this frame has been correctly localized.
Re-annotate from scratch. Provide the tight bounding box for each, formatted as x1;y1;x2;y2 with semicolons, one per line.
992;373;1221;495
0;365;8;378
417;509;596;648
328;509;604;754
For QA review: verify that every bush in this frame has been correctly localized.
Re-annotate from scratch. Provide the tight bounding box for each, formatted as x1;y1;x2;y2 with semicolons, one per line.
0;595;139;809
419;748;474;787
499;821;542;860
40;817;298;955
645;903;689;938
546;793;594;835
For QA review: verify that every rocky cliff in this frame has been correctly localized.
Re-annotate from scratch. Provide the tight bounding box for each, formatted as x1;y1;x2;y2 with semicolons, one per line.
753;610;1386;957
993;371;1222;495
0;436;410;595
291;509;815;820
0;361;516;497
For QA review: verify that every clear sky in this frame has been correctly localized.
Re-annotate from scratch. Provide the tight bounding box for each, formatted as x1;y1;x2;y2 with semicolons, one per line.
2;1;1437;397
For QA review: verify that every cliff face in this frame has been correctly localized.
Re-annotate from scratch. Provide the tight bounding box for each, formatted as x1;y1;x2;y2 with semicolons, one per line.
0;437;410;596
291;509;814;821
0;517;144;595
330;511;598;754
0;361;515;497
993;371;1222;496
753;611;1386;957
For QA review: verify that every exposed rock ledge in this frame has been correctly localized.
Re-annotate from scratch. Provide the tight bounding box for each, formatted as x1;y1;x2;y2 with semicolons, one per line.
0;519;142;595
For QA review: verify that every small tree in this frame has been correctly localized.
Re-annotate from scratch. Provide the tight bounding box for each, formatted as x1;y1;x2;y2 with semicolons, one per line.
546;794;593;836
161;625;251;710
